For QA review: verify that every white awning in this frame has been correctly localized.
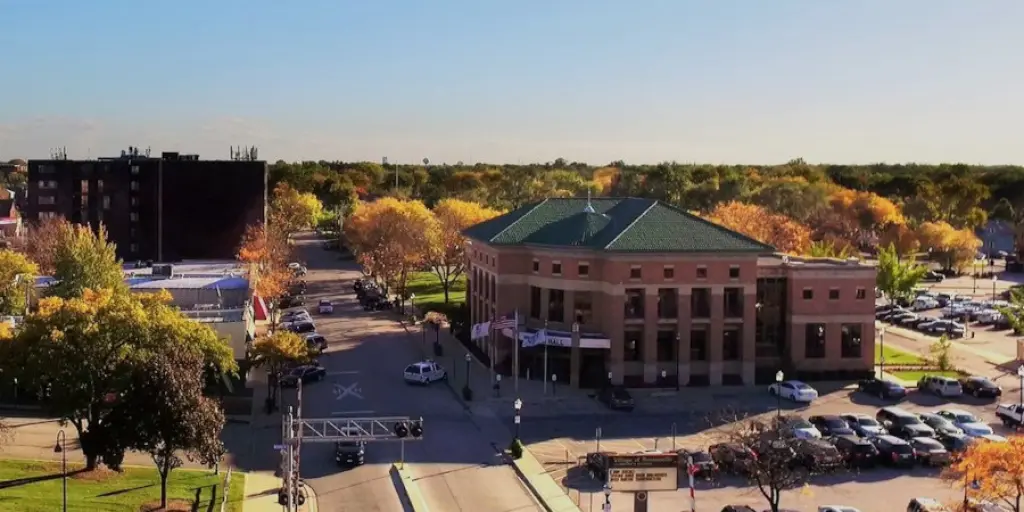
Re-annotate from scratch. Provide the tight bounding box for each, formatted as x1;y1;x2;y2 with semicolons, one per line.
500;328;611;349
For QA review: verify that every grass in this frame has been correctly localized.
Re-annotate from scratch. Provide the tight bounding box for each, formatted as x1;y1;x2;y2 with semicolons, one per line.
889;370;961;383
0;459;246;512
407;271;467;312
875;344;926;366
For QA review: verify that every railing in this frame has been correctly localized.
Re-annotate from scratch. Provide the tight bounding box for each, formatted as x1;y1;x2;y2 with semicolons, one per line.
220;467;232;512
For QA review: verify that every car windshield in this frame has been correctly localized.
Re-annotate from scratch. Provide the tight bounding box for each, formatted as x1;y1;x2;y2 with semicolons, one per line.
973;378;995;387
611;388;630;399
823;418;847;428
690;452;711;462
857;417;880;427
891;443;914;454
897;416;923;426
789;418;813;429
915;439;943;450
955;413;981;423
793;383;811;390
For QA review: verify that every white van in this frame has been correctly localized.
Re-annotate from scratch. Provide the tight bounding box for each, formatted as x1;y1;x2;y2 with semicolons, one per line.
912;297;939;311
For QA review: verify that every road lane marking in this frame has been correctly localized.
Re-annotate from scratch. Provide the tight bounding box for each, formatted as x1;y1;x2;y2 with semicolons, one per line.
327;371;360;375
331;410;376;415
333;382;364;400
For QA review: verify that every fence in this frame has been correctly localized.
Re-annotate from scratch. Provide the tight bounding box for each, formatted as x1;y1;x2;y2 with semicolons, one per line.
220;467;233;512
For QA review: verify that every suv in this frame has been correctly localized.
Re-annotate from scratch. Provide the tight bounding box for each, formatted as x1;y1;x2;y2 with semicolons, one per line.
870;435;917;468
403;360;447;385
918;376;963;398
793;439;843;472
709;443;755;475
829;434;879;468
877;407;936;439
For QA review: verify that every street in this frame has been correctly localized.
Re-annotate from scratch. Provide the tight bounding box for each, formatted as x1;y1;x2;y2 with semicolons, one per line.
282;235;542;512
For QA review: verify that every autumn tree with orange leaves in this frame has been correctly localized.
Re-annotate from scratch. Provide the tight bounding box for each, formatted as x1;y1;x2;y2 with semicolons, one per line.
237;222;292;314
344;198;434;298
425;199;502;303
918;221;983;272
706;202;812;254
25;216;73;275
944;435;1024;511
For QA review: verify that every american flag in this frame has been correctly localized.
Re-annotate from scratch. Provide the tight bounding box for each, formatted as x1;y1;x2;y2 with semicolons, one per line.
491;313;517;330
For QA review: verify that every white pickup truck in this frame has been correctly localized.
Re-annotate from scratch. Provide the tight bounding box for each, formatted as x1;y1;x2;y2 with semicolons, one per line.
995;403;1024;427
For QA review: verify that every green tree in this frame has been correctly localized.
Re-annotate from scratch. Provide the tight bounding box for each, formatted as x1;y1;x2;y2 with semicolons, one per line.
806;240;856;259
251;330;316;408
0;249;38;315
48;224;126;299
876;243;928;307
930;335;954;371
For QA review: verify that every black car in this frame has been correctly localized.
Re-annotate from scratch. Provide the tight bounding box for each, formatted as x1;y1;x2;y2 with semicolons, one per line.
709;443;755;475
286;321;317;334
279;294;304;309
279;365;327;387
597;385;634;411
960;376;1002;398
306;334;328;354
584;452;613;480
289;280;307;295
792;439;843;472
857;378;907;400
829;434;879;468
922;271;945;282
868;435;916;468
335;441;366;466
677;449;717;478
808;415;855;436
840;413;888;438
917;413;964;437
909;437;951;466
937;432;974;454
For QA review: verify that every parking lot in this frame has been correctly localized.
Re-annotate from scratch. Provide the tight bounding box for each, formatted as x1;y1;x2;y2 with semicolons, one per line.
522;383;1017;511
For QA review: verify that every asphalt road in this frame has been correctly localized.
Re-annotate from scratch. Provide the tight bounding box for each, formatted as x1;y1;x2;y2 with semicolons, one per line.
283;235;542;512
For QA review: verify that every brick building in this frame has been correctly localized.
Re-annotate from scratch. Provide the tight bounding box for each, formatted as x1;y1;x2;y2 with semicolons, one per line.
463;197;876;389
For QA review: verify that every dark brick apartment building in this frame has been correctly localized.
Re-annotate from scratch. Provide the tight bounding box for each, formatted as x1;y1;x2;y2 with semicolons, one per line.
26;149;267;262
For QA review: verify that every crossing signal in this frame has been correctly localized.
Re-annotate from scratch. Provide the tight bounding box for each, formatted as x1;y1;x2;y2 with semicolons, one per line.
394;422;409;438
410;420;423;438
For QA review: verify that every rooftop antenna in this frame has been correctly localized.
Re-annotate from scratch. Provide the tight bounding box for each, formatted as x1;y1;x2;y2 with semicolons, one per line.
583;189;596;213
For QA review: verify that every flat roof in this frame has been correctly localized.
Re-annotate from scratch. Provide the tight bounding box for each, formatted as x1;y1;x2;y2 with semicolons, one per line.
758;254;874;269
124;260;245;276
130;275;249;290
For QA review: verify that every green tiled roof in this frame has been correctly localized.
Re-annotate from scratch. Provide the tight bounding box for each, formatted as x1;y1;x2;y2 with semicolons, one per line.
463;197;774;253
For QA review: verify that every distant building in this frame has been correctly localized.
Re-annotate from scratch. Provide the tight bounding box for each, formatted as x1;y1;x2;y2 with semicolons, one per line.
0;191;22;239
25;149;267;262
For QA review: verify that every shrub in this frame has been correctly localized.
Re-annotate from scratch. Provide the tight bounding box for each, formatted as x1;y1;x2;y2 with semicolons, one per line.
508;439;524;460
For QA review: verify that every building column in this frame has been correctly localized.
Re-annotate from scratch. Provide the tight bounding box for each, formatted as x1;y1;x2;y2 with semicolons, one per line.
642;290;659;384
607;291;625;385
564;290;576;326
826;322;842;361
570;326;581;389
790;320;806;369
709;289;724;386
742;291;757;385
540;288;551;322
677;290;692;386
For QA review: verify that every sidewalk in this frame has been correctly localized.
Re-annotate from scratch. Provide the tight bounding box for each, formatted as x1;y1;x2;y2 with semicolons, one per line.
880;323;1024;389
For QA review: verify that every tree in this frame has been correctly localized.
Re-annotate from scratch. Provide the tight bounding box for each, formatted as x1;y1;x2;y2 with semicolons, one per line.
878;222;921;258
750;178;830;223
250;330;316;408
270;182;323;234
876;243;928;307
24;216;71;275
806;240;855;259
919;221;983;272
48;224;127;299
944;435;1024;511
425;199;502;303
119;347;225;509
0;288;234;470
0;249;37;315
706;201;812;254
930;334;954;371
238;222;292;318
344;198;434;296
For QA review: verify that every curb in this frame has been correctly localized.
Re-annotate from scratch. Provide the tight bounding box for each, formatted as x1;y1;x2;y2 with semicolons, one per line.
391;463;430;512
302;481;319;512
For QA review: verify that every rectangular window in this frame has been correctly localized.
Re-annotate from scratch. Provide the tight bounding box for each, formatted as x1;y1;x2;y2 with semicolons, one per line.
130;227;138;238
97;179;104;194
630;266;642;279
856;288;867;300
656;330;676;362
724;287;744;318
657;288;678;319
624;289;645;319
529;286;542;319
574;291;593;325
532;259;539;273
723;327;742;361
805;324;826;359
690;327;708;361
102;196;110;209
40;211;58;219
578;263;589;277
547;289;565;322
696;267;708;279
130;181;139;191
829;288;840;300
663;266;674;279
131;197;139;207
130;243;139;253
691;288;711;318
729;266;740;279
624;329;643;362
130;212;139;222
37;196;56;205
38;180;57;190
841;324;863;358
37;164;53;173
552;262;562;275
131;165;140;174
802;288;814;300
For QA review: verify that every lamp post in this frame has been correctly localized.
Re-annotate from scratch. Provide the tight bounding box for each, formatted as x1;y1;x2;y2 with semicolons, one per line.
674;333;681;391
54;429;67;512
660;369;667;387
993;274;999;301
878;327;887;378
775;371;784;418
464;353;472;393
409;293;416;321
1017;365;1024;406
602;484;611;512
513;398;523;440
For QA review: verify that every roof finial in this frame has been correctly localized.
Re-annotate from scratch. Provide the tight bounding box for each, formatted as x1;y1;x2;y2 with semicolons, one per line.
583;189;595;213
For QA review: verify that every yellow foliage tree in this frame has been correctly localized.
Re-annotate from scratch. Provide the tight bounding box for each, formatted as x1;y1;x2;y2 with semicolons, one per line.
0;249;38;315
919;221;983;271
425;199;502;304
878;222;921;258
344;198;435;297
828;188;906;231
706;202;812;254
945;435;1024;511
237;222;292;312
269;182;323;234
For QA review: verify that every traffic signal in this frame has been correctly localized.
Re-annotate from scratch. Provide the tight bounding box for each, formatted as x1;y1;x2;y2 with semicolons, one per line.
410;420;423;438
394;422;409;438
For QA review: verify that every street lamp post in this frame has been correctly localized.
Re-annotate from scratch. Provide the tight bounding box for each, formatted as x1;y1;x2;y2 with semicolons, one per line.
674;333;681;391
1017;365;1024;406
54;429;67;512
602;484;611;512
775;371;784;418
878;327;887;377
409;293;416;321
660;369;667;387
464;353;472;396
513;398;523;440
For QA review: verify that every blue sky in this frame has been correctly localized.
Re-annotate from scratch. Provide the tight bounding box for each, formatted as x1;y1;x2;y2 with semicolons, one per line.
2;1;1022;164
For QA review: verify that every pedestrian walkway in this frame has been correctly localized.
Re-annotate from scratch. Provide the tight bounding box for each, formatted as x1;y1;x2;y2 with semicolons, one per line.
243;471;318;512
881;324;1024;389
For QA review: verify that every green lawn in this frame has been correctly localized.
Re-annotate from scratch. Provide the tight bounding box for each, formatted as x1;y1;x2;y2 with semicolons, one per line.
0;460;245;512
889;370;961;383
407;271;466;312
875;344;926;366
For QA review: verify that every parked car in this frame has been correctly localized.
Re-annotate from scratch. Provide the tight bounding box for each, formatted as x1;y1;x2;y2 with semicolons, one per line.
917;413;964;437
918;320;966;337
877;407;936;439
921;271;945;282
890;312;921;326
769;380;819;403
677;449;717;478
402;360;447;385
280;308;312;323
278;294;305;309
809;415;855;436
857;378;907;400
869;435;917;468
279;364;327;387
597;385;635;411
911;297;939;311
995;403;1024;427
829;434;879;469
284;320;317;335
318;299;334;314
793;439;843;472
909;437;951;466
305;334;328;353
960;376;1002;398
819;507;862;512
918;376;963;398
936;409;994;437
709;443;756;475
778;415;822;440
936;432;974;454
840;413;888;437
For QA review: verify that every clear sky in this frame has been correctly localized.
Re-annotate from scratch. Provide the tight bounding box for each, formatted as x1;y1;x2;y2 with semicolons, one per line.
2;1;1022;165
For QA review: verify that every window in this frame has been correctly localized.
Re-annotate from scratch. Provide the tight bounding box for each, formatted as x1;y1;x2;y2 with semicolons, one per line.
130;227;138;238
102;196;110;209
130;212;139;222
37;196;56;205
624;329;643;362
829;288;840;300
552;262;562;275
130;243;139;253
802;288;814;300
532;259;539;273
696;267;708;279
578;263;589;277
657;288;678;319
723;327;742;361
529;286;542;319
729;266;740;279
547;289;565;322
574;291;593;325
130;181;139;191
805;324;826;358
97;180;104;194
38;180;57;190
841;324;863;358
691;288;711;318
624;289;644;319
856;288;867;300
724;287;744;318
656;330;676;362
37;164;53;173
131;197;139;207
690;327;708;361
630;266;642;279
131;165;140;174
663;266;674;279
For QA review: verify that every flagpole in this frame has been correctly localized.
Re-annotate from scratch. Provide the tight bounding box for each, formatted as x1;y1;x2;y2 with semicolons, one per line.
489;314;495;384
543;320;549;395
513;309;520;393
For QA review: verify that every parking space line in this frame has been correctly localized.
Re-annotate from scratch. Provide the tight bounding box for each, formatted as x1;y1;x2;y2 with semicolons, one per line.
330;410;376;415
327;371;360;375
